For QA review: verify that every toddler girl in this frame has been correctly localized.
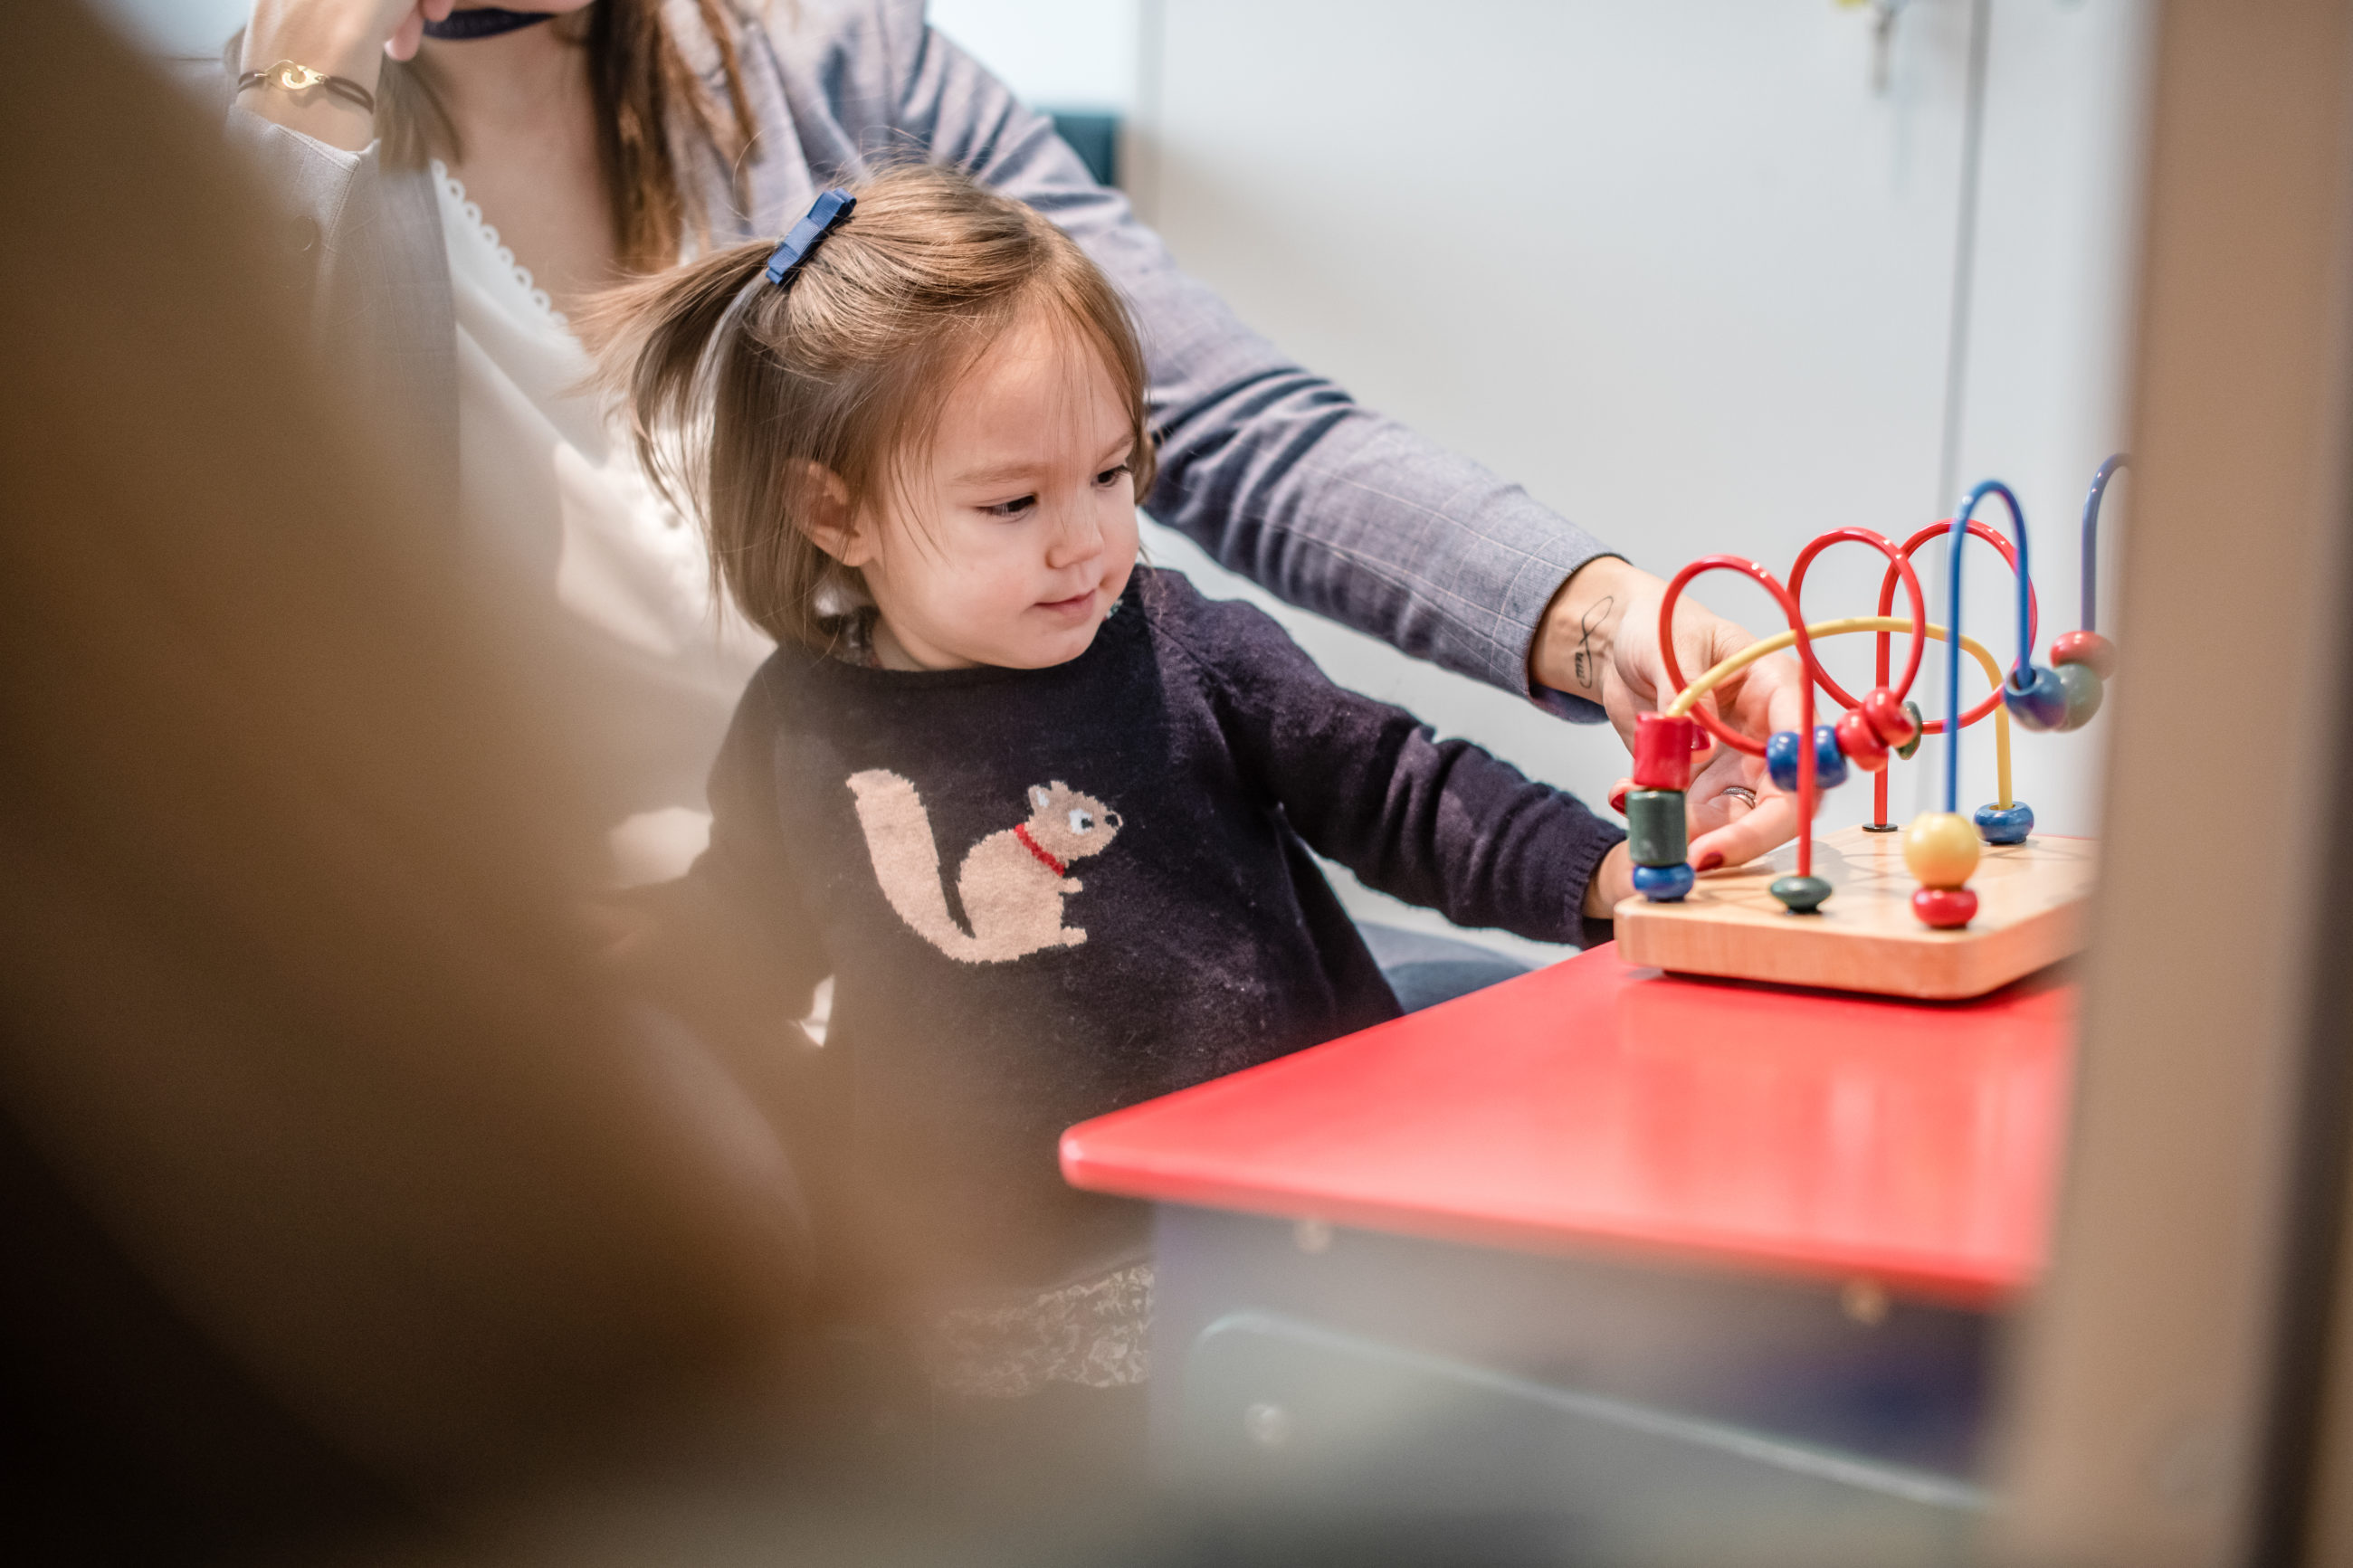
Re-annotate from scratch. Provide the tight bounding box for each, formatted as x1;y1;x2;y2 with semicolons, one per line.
596;165;1628;1414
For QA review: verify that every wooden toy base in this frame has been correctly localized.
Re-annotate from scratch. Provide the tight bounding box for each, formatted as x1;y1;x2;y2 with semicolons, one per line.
1614;825;2096;1000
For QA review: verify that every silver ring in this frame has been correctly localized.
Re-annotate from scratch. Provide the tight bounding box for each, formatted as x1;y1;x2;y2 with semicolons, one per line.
1720;785;1758;809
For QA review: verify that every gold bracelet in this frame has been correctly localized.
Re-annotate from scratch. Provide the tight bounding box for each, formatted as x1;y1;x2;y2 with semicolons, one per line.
236;60;376;116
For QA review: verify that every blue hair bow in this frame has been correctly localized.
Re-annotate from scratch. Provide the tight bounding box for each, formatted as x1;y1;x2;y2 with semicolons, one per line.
766;189;857;288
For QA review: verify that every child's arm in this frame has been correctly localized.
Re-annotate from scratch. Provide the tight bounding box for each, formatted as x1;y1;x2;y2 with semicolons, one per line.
1152;576;1632;946
614;668;833;1045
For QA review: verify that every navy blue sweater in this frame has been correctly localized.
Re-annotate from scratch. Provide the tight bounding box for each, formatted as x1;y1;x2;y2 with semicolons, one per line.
694;567;1623;1305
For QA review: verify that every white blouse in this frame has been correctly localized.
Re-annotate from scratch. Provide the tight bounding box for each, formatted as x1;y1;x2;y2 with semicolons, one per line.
433;161;774;885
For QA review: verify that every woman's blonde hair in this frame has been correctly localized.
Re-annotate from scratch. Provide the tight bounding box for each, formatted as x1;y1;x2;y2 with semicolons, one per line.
590;162;1157;651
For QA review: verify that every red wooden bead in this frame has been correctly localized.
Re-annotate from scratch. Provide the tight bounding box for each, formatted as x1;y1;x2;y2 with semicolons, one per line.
1911;887;1978;929
1633;713;1702;790
1861;686;1918;749
1609;777;1633;815
2049;630;2118;679
1834;709;1890;773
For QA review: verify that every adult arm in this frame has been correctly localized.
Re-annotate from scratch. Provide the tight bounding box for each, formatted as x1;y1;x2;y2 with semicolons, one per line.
225;2;459;521
881;10;1594;699
1153;575;1634;942
234;0;448;151
875;5;1804;870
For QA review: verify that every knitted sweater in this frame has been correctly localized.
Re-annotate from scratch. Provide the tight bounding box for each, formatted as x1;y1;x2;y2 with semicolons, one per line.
695;568;1624;1307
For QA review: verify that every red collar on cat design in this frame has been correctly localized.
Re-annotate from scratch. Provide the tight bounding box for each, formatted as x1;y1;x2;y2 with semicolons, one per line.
1014;822;1066;877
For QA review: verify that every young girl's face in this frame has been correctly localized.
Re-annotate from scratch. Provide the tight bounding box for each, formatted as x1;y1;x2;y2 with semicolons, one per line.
841;311;1140;671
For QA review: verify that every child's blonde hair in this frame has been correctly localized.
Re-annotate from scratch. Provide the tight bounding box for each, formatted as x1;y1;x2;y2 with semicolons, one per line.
592;163;1156;651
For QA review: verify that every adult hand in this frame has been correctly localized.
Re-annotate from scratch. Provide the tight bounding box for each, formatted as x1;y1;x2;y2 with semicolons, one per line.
241;0;456;149
1532;556;1810;876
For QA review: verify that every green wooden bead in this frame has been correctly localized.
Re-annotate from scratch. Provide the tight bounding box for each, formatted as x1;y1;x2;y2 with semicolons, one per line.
1625;789;1688;868
1895;700;1926;760
1771;874;1834;914
2055;661;2103;730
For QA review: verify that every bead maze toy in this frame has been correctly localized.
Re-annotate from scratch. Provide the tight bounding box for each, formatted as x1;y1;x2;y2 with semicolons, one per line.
1612;459;2125;999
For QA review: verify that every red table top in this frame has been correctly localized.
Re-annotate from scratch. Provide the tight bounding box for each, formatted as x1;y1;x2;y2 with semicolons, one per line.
1061;945;2075;1307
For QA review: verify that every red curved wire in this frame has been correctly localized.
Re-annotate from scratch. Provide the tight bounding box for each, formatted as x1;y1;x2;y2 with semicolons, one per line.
1658;555;1826;876
1878;520;2042;735
1786;528;1929;708
1661;556;1809;757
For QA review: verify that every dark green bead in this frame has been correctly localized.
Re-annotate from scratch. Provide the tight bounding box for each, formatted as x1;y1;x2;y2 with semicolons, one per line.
1625;789;1688;868
1770;874;1834;914
2055;661;2103;730
1895;701;1926;760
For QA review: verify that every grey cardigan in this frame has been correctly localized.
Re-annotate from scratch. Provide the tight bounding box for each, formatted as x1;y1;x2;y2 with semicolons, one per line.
225;0;1610;713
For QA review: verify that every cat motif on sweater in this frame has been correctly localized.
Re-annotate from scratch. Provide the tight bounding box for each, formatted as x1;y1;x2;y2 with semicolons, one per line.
847;769;1122;964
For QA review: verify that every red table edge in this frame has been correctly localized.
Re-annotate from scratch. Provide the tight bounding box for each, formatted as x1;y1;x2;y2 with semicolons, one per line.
1060;946;2069;1313
1062;1129;2026;1312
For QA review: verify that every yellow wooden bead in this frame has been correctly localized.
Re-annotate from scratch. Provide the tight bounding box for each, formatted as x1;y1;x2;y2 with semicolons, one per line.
1904;812;1980;889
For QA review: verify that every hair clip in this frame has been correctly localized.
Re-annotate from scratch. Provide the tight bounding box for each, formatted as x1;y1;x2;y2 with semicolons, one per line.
766;190;857;289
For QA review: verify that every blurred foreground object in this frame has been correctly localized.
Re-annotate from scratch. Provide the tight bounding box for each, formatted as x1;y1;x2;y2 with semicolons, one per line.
0;5;811;1561
1994;2;2353;1566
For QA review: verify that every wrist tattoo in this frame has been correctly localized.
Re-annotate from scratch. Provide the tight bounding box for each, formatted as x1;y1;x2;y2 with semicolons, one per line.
1573;595;1614;693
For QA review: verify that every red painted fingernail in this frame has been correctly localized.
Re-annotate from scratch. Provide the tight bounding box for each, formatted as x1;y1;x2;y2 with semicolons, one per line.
1694;851;1724;872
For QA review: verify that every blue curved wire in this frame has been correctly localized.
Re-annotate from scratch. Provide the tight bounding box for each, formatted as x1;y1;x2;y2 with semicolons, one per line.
1945;480;2031;813
2080;454;2129;632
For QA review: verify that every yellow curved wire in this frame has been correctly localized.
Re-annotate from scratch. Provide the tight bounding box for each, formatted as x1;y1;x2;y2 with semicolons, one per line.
1664;616;2013;809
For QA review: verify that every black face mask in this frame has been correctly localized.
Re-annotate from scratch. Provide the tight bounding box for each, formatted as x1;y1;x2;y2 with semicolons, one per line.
421;7;561;42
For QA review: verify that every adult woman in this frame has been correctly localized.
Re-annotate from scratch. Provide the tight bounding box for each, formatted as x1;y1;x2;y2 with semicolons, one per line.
230;0;1802;898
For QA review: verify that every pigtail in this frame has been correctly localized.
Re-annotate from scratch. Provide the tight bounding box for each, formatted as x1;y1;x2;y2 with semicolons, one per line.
580;240;792;640
581;239;772;535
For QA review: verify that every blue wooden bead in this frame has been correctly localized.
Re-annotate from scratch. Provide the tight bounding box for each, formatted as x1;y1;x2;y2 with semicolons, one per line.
1765;726;1849;793
2003;664;2069;732
2054;661;2103;731
1633;861;1696;902
1974;801;2034;845
1770;874;1834;914
1815;726;1851;789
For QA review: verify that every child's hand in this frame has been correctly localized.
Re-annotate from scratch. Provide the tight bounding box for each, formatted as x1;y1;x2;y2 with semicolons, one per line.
1587;758;1810;913
1582;841;1634;917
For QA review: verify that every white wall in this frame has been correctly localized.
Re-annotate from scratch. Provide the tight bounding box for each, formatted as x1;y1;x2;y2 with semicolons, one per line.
929;0;1141;112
